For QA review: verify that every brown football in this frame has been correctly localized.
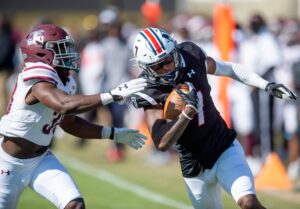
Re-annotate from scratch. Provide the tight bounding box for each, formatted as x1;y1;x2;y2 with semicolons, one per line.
163;84;189;120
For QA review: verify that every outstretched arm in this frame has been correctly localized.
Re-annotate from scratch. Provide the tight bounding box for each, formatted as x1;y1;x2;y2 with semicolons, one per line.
206;56;297;100
30;77;147;115
60;115;146;150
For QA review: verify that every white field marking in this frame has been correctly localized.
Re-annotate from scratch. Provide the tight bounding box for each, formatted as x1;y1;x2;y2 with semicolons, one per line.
58;154;193;209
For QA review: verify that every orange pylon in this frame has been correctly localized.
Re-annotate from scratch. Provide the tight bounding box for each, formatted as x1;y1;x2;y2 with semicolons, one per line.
213;3;235;128
255;152;292;191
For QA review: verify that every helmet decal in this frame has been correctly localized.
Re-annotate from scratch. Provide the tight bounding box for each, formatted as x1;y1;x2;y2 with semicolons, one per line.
26;30;45;47
140;28;165;55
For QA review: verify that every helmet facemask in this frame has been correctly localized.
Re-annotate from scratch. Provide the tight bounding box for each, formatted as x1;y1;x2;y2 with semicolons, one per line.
134;27;183;86
140;49;181;86
45;39;80;72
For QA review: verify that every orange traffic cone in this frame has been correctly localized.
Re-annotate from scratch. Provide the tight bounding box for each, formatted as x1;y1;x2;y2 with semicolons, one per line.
255;152;292;191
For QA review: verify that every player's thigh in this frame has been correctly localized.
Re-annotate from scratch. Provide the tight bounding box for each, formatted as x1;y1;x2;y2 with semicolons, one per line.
216;140;255;202
183;169;222;209
29;152;82;209
0;151;25;209
0;162;24;209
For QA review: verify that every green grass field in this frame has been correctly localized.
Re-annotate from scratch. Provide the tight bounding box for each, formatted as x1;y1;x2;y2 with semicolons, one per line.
17;135;300;209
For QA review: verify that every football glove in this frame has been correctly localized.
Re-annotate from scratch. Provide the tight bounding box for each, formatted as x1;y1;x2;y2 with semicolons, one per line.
110;78;147;104
265;82;297;100
175;82;199;112
113;128;147;150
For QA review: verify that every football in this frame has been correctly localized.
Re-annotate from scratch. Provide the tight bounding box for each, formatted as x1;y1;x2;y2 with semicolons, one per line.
163;84;189;120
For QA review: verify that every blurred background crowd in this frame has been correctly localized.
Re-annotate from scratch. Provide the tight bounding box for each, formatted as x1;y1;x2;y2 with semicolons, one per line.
1;0;300;189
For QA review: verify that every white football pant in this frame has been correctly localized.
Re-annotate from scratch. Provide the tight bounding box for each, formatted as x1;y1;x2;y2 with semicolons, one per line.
184;140;256;209
0;138;82;209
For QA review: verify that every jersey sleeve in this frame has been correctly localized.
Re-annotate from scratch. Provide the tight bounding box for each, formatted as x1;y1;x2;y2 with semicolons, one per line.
182;41;207;60
131;85;172;109
20;65;60;86
178;41;207;70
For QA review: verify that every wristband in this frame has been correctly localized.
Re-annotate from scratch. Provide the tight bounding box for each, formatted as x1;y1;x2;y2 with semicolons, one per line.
101;127;113;139
186;104;198;112
265;82;275;91
100;93;114;105
181;111;193;120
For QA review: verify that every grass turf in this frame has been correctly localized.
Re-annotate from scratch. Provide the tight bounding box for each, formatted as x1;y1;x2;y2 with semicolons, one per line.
18;135;300;209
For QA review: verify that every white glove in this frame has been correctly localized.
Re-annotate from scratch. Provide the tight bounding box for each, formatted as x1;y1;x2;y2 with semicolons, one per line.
100;78;147;105
113;128;147;150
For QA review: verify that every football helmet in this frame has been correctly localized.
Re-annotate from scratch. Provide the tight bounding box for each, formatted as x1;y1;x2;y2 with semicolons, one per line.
21;24;80;72
133;27;181;85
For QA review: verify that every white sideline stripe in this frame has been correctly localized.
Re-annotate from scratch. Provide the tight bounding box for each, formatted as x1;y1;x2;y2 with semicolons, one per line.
59;155;193;209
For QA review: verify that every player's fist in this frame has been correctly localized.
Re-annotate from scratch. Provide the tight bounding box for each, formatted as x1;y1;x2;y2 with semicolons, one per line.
265;82;297;100
175;82;199;113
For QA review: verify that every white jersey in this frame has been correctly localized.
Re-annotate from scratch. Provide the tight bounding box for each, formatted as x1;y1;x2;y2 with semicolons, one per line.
0;62;76;146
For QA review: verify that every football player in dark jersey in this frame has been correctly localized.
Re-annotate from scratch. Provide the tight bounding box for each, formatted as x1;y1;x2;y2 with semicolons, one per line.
131;27;297;209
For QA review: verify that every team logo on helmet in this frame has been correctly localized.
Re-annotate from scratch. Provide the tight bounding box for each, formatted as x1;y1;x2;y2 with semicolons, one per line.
26;30;45;47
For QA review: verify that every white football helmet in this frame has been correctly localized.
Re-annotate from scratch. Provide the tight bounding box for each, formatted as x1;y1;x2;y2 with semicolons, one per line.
133;27;181;85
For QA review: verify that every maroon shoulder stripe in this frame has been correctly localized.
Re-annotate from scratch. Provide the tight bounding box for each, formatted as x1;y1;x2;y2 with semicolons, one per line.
23;65;56;73
23;76;58;85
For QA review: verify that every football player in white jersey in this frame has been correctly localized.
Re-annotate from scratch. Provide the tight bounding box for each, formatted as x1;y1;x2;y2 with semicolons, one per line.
0;24;147;209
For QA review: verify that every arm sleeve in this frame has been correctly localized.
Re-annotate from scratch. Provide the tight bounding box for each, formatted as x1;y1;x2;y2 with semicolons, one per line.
214;59;269;90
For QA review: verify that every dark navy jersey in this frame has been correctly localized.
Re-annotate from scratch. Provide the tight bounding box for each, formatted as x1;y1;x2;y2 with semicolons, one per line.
131;41;236;178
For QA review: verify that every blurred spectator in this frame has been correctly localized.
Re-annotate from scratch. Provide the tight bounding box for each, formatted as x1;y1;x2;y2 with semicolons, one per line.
283;25;300;180
99;6;133;162
75;26;105;147
0;14;19;116
230;23;261;175
170;14;191;43
239;14;282;161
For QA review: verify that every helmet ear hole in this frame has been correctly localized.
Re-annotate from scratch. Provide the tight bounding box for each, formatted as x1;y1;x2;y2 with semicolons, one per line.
36;53;45;58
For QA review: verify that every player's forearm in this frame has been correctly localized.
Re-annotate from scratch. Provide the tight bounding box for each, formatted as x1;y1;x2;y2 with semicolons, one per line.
154;115;190;151
214;59;269;90
57;94;104;115
60;116;102;139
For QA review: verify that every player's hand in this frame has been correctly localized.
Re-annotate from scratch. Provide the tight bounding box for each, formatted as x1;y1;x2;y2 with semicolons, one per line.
265;82;297;100
175;82;199;113
113;128;147;150
110;78;147;104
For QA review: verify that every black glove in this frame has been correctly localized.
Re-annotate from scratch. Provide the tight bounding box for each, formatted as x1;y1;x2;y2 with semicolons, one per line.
175;82;199;112
265;82;297;100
